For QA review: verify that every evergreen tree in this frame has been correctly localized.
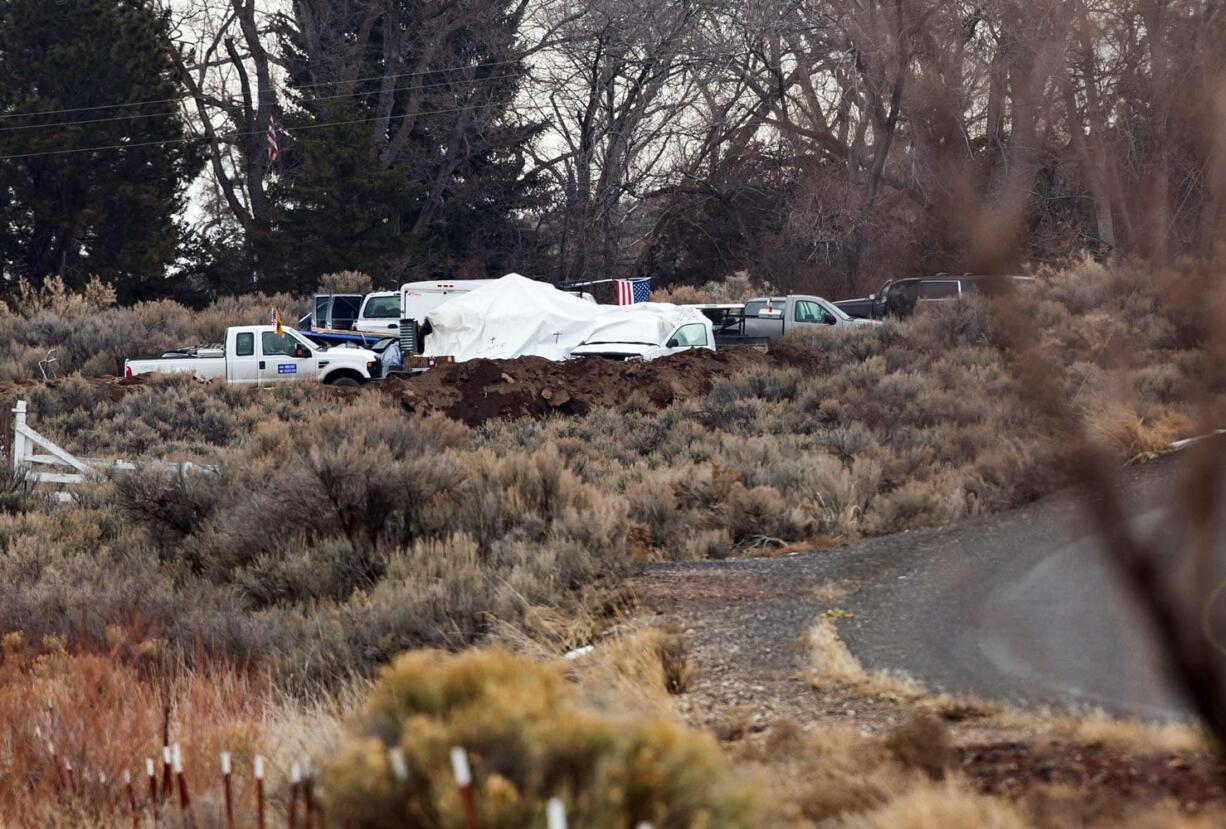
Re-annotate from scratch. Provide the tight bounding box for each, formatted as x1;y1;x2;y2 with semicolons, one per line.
0;0;201;302
267;0;546;290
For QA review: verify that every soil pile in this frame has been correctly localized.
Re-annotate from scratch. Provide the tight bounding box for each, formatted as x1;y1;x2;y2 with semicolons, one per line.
384;346;816;426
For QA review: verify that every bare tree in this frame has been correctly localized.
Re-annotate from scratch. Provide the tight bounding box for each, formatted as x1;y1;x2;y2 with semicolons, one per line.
526;0;705;281
169;0;282;252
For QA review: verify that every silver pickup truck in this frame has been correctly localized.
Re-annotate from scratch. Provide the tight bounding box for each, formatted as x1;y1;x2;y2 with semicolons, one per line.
705;295;878;346
124;325;382;387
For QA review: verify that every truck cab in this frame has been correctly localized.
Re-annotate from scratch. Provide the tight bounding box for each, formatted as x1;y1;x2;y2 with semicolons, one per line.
227;327;380;386
352;291;401;335
740;295;874;343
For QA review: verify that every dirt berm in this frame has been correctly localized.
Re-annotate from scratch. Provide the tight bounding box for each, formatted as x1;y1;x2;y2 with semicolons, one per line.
382;346;823;426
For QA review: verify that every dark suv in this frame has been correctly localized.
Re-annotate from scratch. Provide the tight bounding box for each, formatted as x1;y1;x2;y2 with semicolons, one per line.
835;274;1032;319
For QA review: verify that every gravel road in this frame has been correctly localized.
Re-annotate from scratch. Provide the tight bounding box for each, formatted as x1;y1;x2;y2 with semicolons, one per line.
637;455;1221;722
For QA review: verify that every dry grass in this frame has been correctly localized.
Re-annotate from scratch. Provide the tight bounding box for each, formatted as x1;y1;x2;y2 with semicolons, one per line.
813;581;852;602
846;781;1029;829
0;635;274;825
807;617;927;703
1087;403;1194;463
572;627;693;718
999;709;1214;756
805;615;1217;754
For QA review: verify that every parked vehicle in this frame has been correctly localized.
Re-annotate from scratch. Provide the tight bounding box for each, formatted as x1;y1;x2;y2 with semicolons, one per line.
708;295;877;346
393;278;596;348
421;274;709;362
352;291;401;334
835;274;1034;319
830;296;875;319
568;313;716;361
124;325;382;387
306;293;364;331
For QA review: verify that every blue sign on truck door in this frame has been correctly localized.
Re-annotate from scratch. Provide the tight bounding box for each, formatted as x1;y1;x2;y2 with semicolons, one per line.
277;364;297;375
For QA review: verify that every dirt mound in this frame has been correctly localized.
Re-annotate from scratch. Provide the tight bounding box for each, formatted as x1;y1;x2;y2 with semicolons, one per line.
383;347;784;426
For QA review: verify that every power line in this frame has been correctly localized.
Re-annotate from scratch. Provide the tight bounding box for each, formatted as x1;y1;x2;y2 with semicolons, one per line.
0;71;524;135
0;99;511;162
0;56;528;124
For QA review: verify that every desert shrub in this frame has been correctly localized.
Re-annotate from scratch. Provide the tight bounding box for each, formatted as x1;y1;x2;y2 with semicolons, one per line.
0;466;42;515
1;256;1215;676
322;648;765;828
0;280;306;379
652;271;774;305
320;270;376;294
95;396;629;678
863;474;969;535
905;297;1002;350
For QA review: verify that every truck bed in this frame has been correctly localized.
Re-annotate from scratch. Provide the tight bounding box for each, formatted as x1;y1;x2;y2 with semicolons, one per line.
125;355;226;380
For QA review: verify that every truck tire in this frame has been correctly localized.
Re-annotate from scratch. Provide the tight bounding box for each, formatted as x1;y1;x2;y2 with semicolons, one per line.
327;376;362;388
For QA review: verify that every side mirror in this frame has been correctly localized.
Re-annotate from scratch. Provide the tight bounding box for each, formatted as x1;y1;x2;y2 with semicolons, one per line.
295;346;310;358
666;338;679;348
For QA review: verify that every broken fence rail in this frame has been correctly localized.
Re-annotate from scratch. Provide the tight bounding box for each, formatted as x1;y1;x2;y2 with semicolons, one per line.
8;399;211;499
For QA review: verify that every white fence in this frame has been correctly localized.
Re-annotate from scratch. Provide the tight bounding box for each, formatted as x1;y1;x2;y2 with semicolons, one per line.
7;400;207;500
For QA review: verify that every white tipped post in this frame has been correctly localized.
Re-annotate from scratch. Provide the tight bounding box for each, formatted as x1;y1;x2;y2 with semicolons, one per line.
161;745;173;799
254;756;266;829
172;743;193;822
124;769;139;829
452;748;478;829
221;751;235;829
450;748;472;787
546;798;568;829
388;747;409;781
288;762;303;829
146;757;159;821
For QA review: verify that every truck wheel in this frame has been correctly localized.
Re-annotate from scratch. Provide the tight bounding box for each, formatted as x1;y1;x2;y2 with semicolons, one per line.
328;376;362;388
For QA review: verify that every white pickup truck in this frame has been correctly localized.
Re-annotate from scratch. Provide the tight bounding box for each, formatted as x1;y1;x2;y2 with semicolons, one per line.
124;325;382;387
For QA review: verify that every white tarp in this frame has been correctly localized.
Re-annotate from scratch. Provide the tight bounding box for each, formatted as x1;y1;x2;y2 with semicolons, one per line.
422;273;710;362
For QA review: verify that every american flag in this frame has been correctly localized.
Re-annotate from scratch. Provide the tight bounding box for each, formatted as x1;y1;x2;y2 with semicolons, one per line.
266;117;280;163
270;307;282;335
614;278;651;305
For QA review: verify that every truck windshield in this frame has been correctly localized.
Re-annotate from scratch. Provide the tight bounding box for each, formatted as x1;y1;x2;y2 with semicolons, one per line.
363;295;399;318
